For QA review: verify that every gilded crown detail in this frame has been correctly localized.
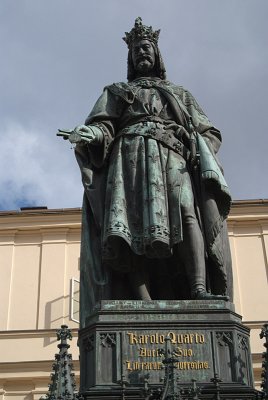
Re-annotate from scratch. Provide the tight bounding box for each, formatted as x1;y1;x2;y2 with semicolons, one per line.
123;17;160;48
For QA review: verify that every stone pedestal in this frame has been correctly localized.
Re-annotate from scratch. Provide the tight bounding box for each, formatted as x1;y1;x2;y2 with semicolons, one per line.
79;300;257;399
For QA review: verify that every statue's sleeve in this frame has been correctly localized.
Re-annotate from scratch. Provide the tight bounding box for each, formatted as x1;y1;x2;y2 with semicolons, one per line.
182;89;222;156
181;90;232;298
77;88;123;168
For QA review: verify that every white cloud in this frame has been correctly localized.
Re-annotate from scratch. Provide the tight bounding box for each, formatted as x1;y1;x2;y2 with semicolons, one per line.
0;123;83;210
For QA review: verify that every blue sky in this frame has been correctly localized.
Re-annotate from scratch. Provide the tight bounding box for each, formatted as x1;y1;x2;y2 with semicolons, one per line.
1;0;268;210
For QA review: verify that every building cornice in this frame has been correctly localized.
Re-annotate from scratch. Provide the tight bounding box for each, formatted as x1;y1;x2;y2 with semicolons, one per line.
0;208;82;232
0;328;78;339
0;201;268;233
228;199;268;225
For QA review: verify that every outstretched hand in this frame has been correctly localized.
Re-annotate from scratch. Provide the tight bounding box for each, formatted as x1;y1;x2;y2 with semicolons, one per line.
57;125;98;144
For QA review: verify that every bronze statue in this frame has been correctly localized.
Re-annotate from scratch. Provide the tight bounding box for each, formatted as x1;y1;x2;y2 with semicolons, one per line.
58;18;233;327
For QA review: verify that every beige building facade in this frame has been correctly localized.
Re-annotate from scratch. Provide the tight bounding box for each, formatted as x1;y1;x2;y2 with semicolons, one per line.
0;200;267;399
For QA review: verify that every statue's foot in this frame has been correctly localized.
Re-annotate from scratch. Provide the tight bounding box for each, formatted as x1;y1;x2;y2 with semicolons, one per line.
193;289;229;301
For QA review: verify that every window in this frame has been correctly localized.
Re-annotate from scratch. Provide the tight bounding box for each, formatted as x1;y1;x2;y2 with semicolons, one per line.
71;278;80;323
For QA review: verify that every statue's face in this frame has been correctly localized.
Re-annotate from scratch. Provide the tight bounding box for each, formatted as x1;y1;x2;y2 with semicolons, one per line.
131;39;156;75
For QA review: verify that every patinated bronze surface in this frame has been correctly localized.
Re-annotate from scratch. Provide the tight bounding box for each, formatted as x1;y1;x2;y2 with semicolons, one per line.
58;18;233;327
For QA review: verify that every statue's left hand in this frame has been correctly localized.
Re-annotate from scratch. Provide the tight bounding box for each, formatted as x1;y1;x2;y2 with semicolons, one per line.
166;124;198;166
164;123;190;145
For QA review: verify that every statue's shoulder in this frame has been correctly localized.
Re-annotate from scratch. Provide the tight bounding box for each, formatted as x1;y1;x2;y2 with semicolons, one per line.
105;81;131;92
158;81;188;99
166;82;205;115
104;81;135;103
161;81;188;97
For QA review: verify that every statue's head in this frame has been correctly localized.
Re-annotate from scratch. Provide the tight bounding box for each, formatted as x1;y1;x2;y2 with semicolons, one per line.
123;17;166;81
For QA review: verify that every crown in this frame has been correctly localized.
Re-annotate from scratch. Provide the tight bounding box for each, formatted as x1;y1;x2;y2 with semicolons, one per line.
123;17;160;48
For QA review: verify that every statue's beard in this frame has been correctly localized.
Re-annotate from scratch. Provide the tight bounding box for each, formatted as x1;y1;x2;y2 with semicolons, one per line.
135;56;155;75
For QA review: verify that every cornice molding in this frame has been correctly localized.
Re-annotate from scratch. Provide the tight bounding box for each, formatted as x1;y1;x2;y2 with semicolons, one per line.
1;202;268;233
0;328;78;339
229;199;268;219
0;209;82;232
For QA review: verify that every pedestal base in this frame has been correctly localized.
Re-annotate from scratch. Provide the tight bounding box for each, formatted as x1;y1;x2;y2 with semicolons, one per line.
79;300;257;399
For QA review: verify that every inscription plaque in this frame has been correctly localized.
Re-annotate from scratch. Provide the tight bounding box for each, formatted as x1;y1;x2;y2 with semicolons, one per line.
123;330;212;383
